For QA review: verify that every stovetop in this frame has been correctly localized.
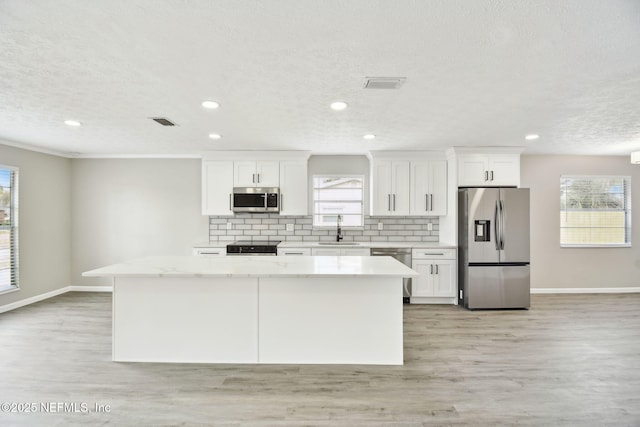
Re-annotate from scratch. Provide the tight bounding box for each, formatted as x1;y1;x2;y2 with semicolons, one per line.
226;240;281;255
227;240;281;247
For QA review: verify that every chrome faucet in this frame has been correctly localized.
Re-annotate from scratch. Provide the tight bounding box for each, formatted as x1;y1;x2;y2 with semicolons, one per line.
336;214;343;242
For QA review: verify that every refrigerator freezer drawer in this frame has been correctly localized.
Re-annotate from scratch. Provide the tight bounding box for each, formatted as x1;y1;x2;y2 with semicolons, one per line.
467;265;530;309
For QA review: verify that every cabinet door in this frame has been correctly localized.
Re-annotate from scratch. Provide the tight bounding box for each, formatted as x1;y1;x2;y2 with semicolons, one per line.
234;161;257;187
391;161;410;215
428;160;448;216
279;161;307;215
410;161;430;215
371;160;393;216
341;248;370;256
256;161;280;187
433;260;456;297
311;248;341;256
202;161;234;215
488;155;520;186
411;260;435;297
458;155;489;187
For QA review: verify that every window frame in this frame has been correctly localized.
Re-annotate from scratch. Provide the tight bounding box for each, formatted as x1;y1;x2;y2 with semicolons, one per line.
560;174;632;248
312;174;365;229
0;164;19;294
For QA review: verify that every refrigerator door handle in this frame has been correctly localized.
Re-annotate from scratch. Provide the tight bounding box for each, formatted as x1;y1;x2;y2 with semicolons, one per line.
499;200;505;250
494;201;501;251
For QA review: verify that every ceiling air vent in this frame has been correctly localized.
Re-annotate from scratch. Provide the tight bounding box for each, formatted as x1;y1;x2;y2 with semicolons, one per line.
363;77;406;90
150;117;177;126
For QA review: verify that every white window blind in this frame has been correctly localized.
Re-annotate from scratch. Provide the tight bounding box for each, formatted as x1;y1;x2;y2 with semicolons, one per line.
560;175;631;247
0;166;18;290
313;175;364;227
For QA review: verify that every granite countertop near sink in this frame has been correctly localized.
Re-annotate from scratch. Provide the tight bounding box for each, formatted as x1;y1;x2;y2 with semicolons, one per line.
278;241;457;249
193;241;457;249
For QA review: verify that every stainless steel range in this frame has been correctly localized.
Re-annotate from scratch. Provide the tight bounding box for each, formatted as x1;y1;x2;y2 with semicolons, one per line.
226;240;281;256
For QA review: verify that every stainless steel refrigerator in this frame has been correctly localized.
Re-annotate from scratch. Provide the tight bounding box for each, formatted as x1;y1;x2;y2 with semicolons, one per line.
458;188;530;309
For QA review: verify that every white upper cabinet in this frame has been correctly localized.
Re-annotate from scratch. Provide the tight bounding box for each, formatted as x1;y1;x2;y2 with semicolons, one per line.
370;152;447;217
371;160;410;216
234;161;280;187
201;151;310;216
455;150;521;187
410;160;447;216
279;160;308;216
202;160;234;216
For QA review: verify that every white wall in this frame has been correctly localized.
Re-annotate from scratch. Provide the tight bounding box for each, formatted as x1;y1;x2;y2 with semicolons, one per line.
521;155;640;289
71;159;209;286
0;142;71;306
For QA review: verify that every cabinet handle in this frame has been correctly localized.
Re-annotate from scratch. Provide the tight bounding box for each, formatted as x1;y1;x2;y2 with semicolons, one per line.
430;194;433;211
425;194;429;211
287;252;304;255
257;173;260;183
430;264;433;274
388;194;391;211
423;253;444;256
280;194;283;211
484;171;489;181
252;173;256;183
393;194;396;211
435;264;439;274
490;170;494;181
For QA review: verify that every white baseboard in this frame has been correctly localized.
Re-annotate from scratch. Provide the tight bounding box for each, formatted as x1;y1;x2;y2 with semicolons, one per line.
0;286;71;314
69;285;113;292
531;287;640;294
0;285;113;314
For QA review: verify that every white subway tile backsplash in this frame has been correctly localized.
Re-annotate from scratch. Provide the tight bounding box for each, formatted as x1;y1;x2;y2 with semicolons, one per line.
205;214;439;243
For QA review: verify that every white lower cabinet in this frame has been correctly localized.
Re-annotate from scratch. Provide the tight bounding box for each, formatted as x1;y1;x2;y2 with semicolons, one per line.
277;248;312;256
411;248;457;304
311;247;370;256
193;247;226;256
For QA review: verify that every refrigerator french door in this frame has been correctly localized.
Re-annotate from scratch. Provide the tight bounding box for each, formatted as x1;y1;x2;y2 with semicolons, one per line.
458;188;530;309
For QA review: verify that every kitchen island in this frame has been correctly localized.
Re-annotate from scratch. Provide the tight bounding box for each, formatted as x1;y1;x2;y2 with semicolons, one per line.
83;255;417;365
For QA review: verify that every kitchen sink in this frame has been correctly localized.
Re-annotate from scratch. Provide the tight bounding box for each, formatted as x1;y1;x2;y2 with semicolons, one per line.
317;242;361;246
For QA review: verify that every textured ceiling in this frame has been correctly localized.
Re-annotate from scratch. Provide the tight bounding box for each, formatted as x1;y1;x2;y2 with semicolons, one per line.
1;0;639;157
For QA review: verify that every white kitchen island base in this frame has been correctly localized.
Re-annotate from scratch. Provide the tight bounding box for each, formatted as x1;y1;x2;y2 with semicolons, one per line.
85;256;417;365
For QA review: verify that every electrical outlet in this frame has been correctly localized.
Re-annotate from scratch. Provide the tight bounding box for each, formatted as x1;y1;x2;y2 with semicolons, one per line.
377;222;383;231
226;222;232;230
427;223;433;231
286;223;294;232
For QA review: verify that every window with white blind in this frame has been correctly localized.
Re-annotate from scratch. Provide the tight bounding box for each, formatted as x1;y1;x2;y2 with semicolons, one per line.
0;166;18;291
560;175;631;247
313;175;364;227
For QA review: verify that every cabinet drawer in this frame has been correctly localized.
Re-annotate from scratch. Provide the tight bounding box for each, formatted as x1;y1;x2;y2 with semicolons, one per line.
412;248;456;260
277;248;312;256
193;248;226;256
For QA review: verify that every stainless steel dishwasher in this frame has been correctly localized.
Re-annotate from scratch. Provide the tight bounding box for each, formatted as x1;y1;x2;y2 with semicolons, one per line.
370;247;412;303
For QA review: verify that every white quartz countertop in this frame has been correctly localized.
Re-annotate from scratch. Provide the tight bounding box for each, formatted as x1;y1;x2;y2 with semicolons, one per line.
277;241;457;249
193;241;456;249
82;255;419;278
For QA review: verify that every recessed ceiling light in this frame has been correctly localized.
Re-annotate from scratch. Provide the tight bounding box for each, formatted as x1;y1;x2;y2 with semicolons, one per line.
525;134;539;140
330;101;348;111
202;101;220;109
64;120;81;127
363;134;376;140
208;133;222;140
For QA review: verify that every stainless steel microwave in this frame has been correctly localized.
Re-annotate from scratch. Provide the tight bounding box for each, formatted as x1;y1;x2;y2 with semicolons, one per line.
232;187;280;213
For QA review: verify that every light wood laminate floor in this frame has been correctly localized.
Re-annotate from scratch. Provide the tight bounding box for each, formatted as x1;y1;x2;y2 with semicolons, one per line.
1;292;639;426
